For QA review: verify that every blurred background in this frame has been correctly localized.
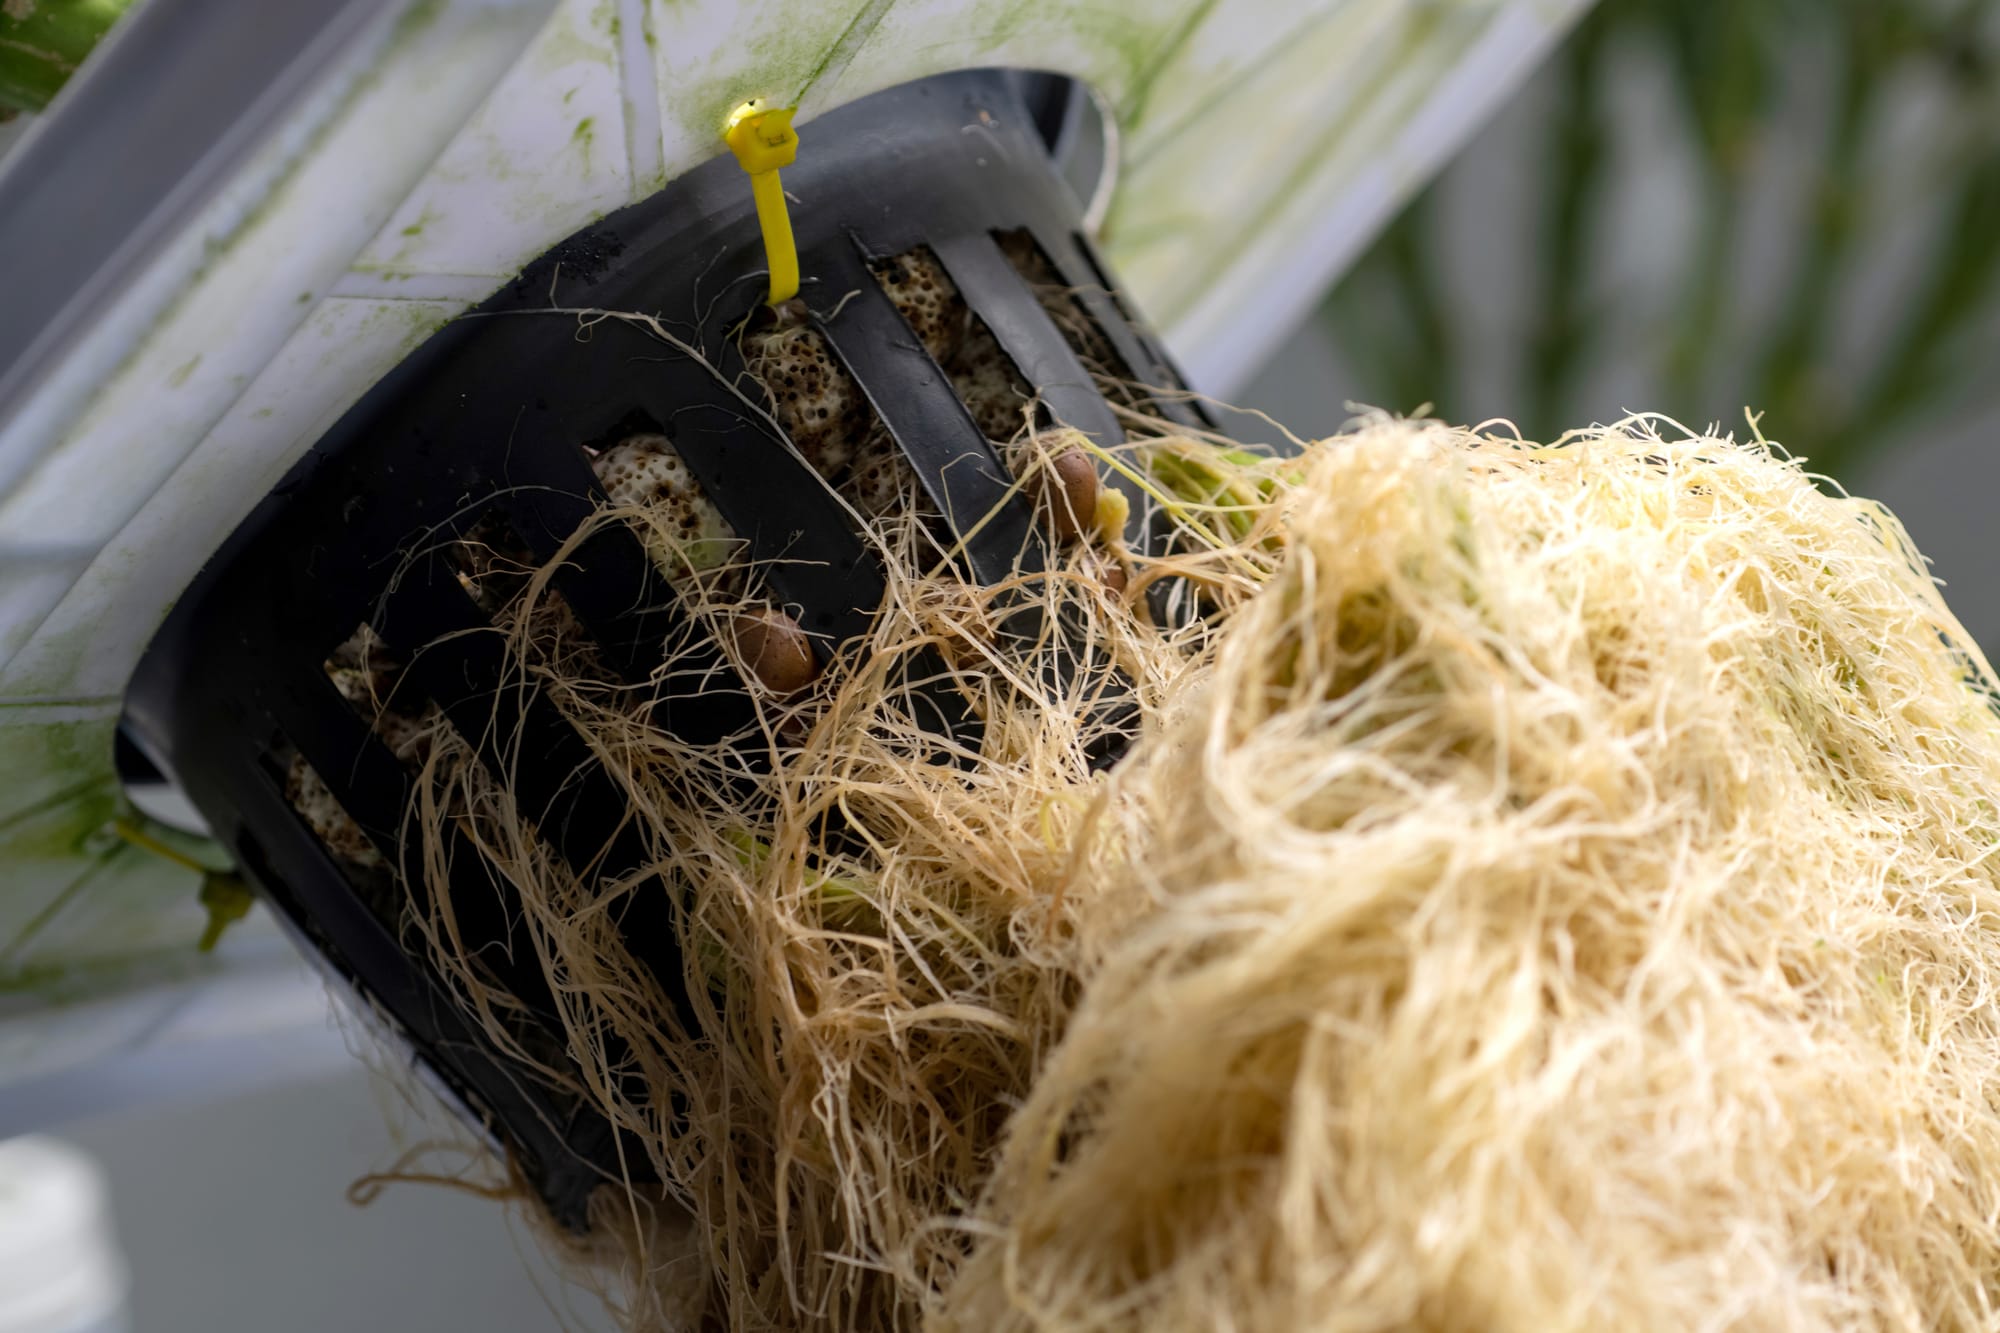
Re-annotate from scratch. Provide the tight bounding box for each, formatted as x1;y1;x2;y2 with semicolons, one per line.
5;1;1998;1329
1242;0;2000;644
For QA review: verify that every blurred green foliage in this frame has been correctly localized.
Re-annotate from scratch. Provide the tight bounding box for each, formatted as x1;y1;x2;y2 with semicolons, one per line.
1325;0;2000;481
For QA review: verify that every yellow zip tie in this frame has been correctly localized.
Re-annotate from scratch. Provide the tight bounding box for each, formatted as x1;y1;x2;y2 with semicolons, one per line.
724;100;801;305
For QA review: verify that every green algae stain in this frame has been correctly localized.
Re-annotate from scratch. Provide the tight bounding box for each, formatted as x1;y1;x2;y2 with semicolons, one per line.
0;941;227;1004
390;0;446;45
572;114;597;169
533;0;614;72
0;710;116;802
0;713;123;860
165;354;200;388
0;716;224;994
364;298;456;347
2;296;471;704
366;204;443;268
0;779;119;867
660;0;891;149
397;203;442;240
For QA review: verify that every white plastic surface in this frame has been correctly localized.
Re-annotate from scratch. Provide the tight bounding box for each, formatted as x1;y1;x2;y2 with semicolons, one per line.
0;1138;128;1333
0;0;1592;1106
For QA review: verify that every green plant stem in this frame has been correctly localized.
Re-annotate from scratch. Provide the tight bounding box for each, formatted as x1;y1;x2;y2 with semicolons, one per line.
1381;188;1456;418
1817;1;2000;460
1321;186;1455;419
1819;147;2000;477
1526;8;1612;437
1656;0;1768;415
1755;11;1891;469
